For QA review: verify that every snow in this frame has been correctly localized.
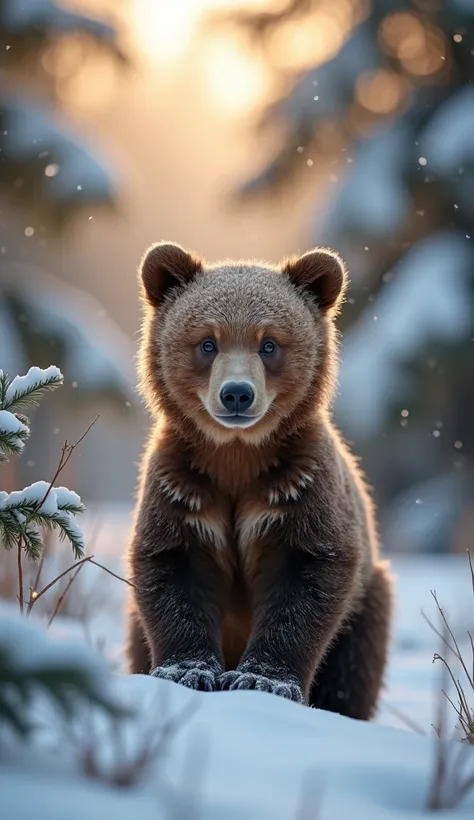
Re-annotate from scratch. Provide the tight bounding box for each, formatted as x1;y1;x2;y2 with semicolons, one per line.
5;364;63;404
0;614;108;679
0;410;28;436
0;481;83;515
0;409;28;456
320;123;411;240
1;506;473;819
420;87;474;175
1;480;60;515
0;623;473;819
55;486;83;509
336;230;472;437
0;482;85;552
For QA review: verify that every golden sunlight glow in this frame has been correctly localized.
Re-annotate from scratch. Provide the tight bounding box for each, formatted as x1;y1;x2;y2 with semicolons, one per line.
131;0;272;67
267;9;348;72
130;0;274;116
380;12;446;76
55;51;119;111
202;33;271;115
356;69;407;114
381;12;425;60
42;35;119;111
131;0;198;65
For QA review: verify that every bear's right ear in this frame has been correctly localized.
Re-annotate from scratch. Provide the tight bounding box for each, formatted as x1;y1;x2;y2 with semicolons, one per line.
139;242;202;307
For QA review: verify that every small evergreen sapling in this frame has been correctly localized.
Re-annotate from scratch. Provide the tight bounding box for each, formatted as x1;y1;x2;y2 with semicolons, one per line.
0;366;86;609
0;369;132;748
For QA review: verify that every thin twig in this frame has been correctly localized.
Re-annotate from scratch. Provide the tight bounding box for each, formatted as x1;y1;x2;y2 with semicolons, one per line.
88;559;135;589
24;415;100;615
468;550;474;597
34;415;100;514
17;535;24;614
426;623;450;810
27;553;135;615
47;560;88;627
432;590;474;691
30;527;54;596
31;552;45;601
424;564;474;810
27;555;94;610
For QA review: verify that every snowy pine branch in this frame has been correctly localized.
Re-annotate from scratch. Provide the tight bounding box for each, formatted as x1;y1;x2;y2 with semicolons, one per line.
0;366;63;464
0;411;29;462
0;483;86;561
2;365;64;414
0;365;90;605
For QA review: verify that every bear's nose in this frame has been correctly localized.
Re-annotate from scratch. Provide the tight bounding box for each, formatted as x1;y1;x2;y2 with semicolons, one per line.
220;382;255;414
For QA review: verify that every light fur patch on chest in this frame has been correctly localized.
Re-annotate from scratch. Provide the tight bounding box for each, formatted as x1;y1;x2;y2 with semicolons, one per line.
237;506;285;554
158;476;202;512
185;512;227;550
267;469;314;505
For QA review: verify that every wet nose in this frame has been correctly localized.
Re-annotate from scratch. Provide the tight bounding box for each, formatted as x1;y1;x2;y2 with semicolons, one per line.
220;382;255;414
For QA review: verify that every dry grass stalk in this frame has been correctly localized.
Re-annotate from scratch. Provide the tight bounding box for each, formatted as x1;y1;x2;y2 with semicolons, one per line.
76;691;199;790
424;553;474;811
422;552;474;746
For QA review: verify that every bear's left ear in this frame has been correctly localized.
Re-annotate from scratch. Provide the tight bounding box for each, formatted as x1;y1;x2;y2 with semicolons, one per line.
283;248;348;314
139;241;202;307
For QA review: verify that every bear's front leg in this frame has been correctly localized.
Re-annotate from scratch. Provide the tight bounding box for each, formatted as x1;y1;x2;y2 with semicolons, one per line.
130;537;226;692
218;546;359;704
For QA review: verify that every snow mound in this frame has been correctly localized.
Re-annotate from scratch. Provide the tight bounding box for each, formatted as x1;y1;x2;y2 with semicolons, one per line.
1;616;473;820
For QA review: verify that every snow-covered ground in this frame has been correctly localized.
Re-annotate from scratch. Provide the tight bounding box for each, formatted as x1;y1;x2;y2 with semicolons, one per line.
1;505;473;819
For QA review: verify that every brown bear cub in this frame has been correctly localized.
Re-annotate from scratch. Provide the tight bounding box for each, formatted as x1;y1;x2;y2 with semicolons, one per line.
126;241;393;719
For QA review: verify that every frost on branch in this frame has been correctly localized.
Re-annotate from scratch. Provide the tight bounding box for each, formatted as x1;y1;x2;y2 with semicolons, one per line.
0;365;86;561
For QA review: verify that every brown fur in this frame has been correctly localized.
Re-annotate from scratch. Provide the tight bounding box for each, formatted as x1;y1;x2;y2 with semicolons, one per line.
126;241;394;719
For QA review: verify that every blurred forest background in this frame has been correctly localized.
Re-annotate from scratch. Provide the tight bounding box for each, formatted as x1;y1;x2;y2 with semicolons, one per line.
1;0;473;555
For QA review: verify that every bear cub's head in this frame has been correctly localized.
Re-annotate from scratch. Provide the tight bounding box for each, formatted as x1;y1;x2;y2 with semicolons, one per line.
139;242;347;445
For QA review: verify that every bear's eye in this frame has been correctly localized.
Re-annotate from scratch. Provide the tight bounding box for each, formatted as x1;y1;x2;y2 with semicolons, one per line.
200;338;218;355
260;339;277;356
